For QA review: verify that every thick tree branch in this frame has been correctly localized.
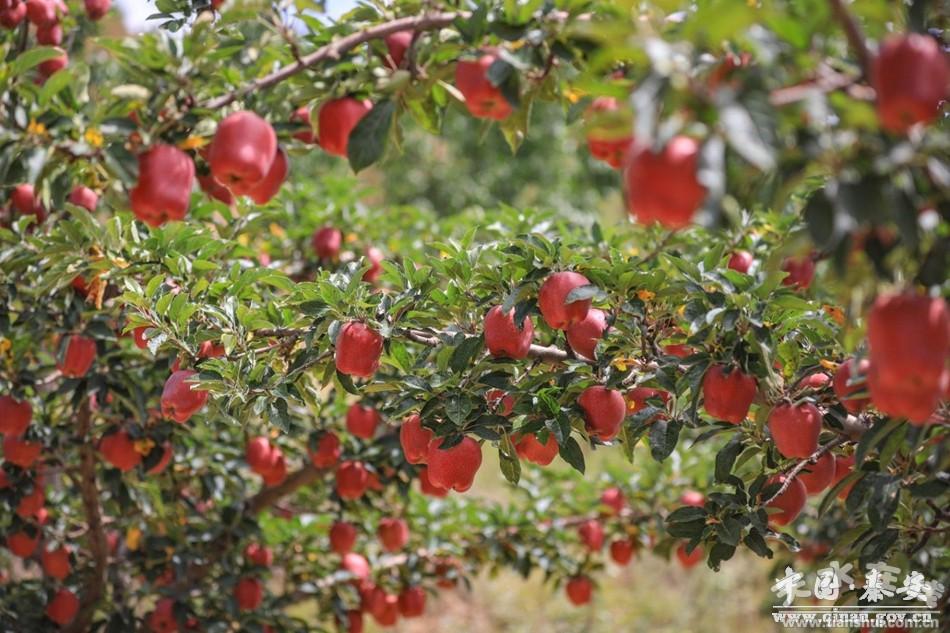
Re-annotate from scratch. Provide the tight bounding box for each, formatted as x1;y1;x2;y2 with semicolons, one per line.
246;463;325;514
65;398;108;633
827;0;871;77
202;13;462;110
763;435;846;506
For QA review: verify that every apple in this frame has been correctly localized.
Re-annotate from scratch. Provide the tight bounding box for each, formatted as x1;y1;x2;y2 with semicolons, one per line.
335;322;383;378
578;386;626;441
312;226;342;260
538;271;592;330
58;334;96;378
145;442;173;475
336;460;370;499
512;431;558;466
330;521;357;554
244;542;273;567
426;436;482;492
346;403;380;439
624;136;706;229
35;21;61;45
46;587;79;625
130;144;195;226
764;475;807;526
781;255;815;289
485;389;514;416
565;575;593;606
15;483;44;518
208;111;277;195
797;372;830;390
832;454;856;500
234;576;262;611
609;539;635;565
309;431;341;468
160;370;208;423
198;173;234;205
867;292;948;422
384;31;412;69
377;517;409;552
340;552;370;582
483;305;534;359
455;53;512;120
131;327;149;350
872;34;950;134
768;402;822;459
361;246;384;283
68;185;98;211
260;451;287;487
625;387;670;420
664;343;693;358
7;529;39;557
316;97;372;157
147;598;177;633
9;183;45;221
246;436;278;473
600;487;625;515
0;396;31;435
832;358;870;413
25;0;56;25
291;106;316;143
577;519;604;551
797;451;836;495
84;0;109;20
197;341;225;359
99;429;142;472
0;2;26;28
4;434;42;468
342;610;363;633
418;466;448;497
566;308;608;360
368;588;399;627
585;97;633;169
702;364;757;424
727;250;754;274
399;414;431;464
680;490;705;507
397;585;426;618
42;545;70;580
245;146;288;204
675;543;703;568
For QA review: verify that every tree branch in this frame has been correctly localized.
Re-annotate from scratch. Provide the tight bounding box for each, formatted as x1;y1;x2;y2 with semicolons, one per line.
246;463;325;514
827;0;871;77
201;13;463;110
405;328;576;363
763;435;846;506
65;398;108;633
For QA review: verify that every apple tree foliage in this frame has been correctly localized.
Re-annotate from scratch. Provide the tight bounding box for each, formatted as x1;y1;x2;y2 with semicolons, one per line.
0;0;948;631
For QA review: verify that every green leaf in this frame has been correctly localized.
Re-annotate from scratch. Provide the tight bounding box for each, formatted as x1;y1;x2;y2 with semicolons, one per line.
347;100;395;173
444;394;474;426
715;435;744;483
449;336;483;373
11;47;63;77
744;529;773;558
558;436;585;474
649;418;682;462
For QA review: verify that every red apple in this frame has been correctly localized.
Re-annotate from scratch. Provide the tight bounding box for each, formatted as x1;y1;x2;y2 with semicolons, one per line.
764;475;807;526
160;370;208;423
130;144;195;226
727;250;754;273
99;429;142;472
368;588;399;627
538;271;592;330
485;389;515;416
397;585;426;618
68;185;98;211
9;183;45;221
46;587;79;625
245;146;288;204
625;387;670;419
832;454;857;500
676;543;703;568
0;3;26;28
399;414;431;465
426;436;482;493
680;490;705;507
309;431;341;469
797;451;836;495
84;0;109;20
362;246;384;283
768;402;822;458
585;97;633;169
377;517;409;552
145;442;173;475
484;305;534;359
797;372;831;390
234;576;262;611
208;111;277;195
384;31;412;69
336;460;370;499
7;529;39;557
246;436;278;473
335;322;383;378
259;450;287;487
35;21;61;45
867;292;949;422
147;598;177;633
512;431;558;466
25;0;56;25
566;308;608;360
600;487;625;515
0;396;31;435
330;521;357;554
340;552;370;582
418;466;448;497
4;434;42;468
198;173;234;205
833;358;871;413
781;255;815;289
244;542;273;567
15;483;44;518
578;386;626;441
291;106;316;143
609;538;635;565
455;53;512;120
664;343;693;358
702;364;757;424
624;136;706;229
343;610;363;633
312;226;342;260
346;403;380;439
41;545;70;580
872;34;950;134
316;97;372;157
58;334;96;378
577;519;604;551
197;341;225;359
565;575;593;606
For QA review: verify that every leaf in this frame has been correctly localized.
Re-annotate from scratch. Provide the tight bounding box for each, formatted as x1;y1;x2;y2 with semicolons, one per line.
719;102;775;171
666;507;707;523
11;47;63;77
498;435;521;485
347;100;395;173
649;418;682;462
558;436;585;474
744;529;773;558
444;394;474;426
715;435;744;483
707;542;736;570
565;284;605;303
449;336;483;373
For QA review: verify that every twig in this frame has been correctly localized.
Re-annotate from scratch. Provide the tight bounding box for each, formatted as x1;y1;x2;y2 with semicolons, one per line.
404;328;577;364
827;0;871;77
763;436;846;506
65;398;108;633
